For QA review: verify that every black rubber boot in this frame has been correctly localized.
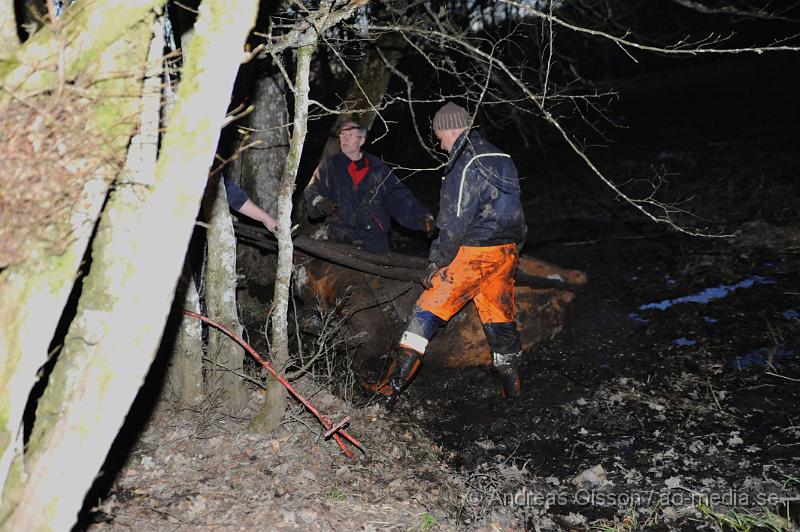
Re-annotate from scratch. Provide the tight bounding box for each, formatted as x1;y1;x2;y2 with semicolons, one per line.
372;347;423;409
492;351;522;399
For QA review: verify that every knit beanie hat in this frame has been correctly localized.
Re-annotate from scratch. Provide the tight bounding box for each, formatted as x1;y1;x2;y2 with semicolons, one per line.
432;102;470;130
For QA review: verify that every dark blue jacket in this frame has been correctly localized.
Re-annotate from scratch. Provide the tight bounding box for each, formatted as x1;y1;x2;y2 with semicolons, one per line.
305;152;431;252
224;177;248;210
429;130;526;267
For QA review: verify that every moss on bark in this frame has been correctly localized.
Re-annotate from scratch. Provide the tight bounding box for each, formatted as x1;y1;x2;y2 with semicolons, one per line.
0;4;160;520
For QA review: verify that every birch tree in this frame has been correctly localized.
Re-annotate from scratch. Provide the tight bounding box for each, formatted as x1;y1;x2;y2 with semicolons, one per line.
248;37;318;433
0;0;164;515
204;178;249;411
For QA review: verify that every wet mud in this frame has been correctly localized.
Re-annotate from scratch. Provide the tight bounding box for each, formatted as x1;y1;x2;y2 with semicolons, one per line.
396;227;800;528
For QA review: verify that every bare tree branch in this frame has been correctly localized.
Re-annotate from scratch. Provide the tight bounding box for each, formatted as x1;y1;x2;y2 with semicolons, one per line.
667;0;800;22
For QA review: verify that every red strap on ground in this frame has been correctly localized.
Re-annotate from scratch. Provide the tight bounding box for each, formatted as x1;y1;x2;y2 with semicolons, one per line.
183;310;366;460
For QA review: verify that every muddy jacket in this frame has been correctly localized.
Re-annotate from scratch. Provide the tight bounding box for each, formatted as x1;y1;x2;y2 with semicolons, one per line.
305;152;431;253
429;130;526;267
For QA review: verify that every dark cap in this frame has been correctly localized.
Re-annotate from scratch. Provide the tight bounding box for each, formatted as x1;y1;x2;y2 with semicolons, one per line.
338;120;367;138
432;102;470;130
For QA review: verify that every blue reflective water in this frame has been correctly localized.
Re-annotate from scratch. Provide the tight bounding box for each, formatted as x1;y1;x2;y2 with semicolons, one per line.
783;309;799;320
639;276;773;311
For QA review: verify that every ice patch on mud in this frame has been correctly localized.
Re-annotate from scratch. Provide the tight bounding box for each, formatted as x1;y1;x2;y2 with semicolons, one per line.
784;309;799;320
627;312;649;324
730;345;799;369
639;275;773;311
673;337;697;346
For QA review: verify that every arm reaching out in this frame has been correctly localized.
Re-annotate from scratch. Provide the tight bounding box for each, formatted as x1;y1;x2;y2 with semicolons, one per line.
237;199;277;233
224;177;277;233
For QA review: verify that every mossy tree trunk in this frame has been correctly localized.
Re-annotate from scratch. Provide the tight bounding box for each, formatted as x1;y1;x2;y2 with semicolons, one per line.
0;0;259;528
0;0;163;515
229;67;289;364
248;38;317;433
163;20;203;414
0;0;18;50
10;14;163;506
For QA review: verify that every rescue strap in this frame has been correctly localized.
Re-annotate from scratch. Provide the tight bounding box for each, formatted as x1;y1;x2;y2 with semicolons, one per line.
232;222;584;292
183;310;366;460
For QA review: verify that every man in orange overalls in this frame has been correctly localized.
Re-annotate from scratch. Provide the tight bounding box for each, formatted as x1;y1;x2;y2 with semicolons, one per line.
375;102;527;407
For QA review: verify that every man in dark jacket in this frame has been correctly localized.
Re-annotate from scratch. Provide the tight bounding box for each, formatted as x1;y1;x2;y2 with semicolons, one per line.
304;121;434;253
374;102;527;407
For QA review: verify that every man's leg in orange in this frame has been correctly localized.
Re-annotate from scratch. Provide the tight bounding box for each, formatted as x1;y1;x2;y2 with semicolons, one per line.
474;246;523;398
374;249;484;407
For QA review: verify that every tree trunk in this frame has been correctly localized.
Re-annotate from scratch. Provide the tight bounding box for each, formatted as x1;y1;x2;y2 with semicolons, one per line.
231;68;288;333
162;18;203;415
0;0;163;108
165;259;204;412
320;38;402;158
240;71;289;214
0;0;19;50
249;39;317;434
0;0;259;527
0;1;162;515
204;178;248;412
16;10;162;473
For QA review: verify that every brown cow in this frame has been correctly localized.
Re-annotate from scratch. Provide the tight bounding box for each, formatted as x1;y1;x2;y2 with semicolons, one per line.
294;252;587;388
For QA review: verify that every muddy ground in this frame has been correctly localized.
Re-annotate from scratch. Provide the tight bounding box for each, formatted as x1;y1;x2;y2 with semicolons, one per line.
402;221;800;530
84;56;799;530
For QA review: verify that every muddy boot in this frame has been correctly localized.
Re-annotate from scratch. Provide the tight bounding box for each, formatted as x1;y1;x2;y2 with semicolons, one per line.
371;348;423;409
493;351;522;399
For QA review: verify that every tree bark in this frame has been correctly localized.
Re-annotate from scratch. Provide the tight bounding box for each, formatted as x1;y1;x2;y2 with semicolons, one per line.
204;178;248;412
231;67;288;332
1;13;159;526
239;71;289;214
165;258;204;412
0;0;19;50
0;0;258;527
162;18;203;415
249;38;317;434
0;1;162;515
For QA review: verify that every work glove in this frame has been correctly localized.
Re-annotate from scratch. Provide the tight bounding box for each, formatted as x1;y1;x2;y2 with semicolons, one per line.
421;262;440;289
420;214;435;237
313;195;337;216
